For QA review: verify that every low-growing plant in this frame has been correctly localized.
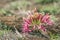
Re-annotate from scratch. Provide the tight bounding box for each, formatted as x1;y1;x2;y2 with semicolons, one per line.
22;8;54;33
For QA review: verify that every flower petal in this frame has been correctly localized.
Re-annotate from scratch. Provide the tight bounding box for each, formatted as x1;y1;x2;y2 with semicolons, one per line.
42;14;50;23
38;25;46;32
23;17;31;24
47;19;53;25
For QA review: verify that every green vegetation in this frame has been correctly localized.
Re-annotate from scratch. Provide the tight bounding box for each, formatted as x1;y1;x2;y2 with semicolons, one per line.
37;4;60;15
0;9;13;16
0;30;11;36
0;22;13;30
5;1;32;10
50;33;60;40
34;0;60;4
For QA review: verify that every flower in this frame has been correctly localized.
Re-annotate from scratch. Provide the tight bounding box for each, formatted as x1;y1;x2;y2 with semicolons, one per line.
22;9;53;33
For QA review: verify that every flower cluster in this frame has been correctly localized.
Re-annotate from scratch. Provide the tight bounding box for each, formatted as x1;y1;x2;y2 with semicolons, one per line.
22;9;53;33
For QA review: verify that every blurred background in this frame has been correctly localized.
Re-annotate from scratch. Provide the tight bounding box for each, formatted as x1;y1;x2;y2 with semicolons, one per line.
0;0;60;40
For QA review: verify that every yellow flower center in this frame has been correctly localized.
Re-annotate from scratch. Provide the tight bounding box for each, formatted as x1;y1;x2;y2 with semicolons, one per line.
33;13;39;18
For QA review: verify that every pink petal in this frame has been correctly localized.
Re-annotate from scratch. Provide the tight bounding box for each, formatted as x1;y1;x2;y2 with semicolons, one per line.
42;14;50;23
38;25;46;32
22;22;32;33
47;19;53;25
22;23;29;32
32;25;36;30
23;17;31;24
37;14;42;20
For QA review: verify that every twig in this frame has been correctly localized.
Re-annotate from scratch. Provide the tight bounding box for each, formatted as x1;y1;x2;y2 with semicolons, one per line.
14;25;23;38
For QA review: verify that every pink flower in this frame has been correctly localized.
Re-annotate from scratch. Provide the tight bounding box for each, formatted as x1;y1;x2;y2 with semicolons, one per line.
22;11;53;33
